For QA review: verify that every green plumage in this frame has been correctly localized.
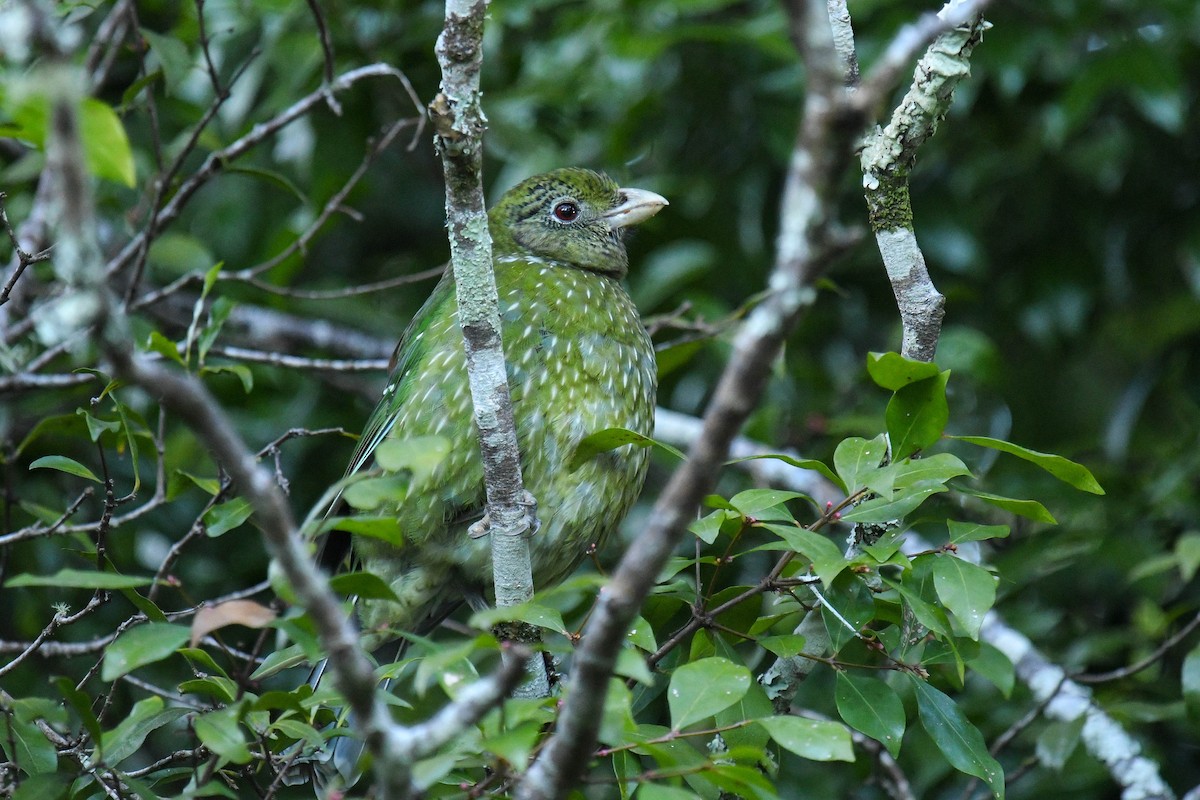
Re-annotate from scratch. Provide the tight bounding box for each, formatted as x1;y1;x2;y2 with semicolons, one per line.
346;168;665;642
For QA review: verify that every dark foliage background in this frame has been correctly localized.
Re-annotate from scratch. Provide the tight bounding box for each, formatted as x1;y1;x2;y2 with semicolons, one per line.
2;1;1198;798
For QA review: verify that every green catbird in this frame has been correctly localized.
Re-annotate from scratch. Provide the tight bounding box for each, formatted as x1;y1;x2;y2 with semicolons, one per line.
346;167;666;645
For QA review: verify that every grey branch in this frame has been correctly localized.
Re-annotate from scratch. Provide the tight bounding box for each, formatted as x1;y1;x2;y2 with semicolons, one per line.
857;0;991;361
432;0;548;698
516;0;866;795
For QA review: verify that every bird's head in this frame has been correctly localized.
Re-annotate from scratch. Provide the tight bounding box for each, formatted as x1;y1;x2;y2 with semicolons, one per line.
489;167;668;278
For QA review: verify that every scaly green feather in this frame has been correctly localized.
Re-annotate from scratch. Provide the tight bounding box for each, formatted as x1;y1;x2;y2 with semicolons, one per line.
346;167;666;642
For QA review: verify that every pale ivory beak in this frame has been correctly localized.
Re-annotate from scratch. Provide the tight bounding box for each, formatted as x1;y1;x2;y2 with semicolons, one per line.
603;187;669;229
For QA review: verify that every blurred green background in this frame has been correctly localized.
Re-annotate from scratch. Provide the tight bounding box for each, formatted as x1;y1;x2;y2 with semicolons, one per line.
3;0;1199;797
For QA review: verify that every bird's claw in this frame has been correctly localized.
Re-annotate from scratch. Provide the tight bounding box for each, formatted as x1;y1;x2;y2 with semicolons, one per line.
467;492;539;539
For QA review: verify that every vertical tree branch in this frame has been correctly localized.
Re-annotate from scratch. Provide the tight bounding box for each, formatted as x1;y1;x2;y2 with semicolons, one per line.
429;0;548;696
859;0;990;362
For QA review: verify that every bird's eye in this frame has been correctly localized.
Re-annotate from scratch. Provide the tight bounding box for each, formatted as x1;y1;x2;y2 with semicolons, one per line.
552;201;580;223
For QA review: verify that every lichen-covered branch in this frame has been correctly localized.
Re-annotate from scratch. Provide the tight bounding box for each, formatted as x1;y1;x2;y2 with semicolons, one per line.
430;0;548;697
857;0;991;361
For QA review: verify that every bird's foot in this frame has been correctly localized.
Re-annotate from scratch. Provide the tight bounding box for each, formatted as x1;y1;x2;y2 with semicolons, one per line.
466;492;539;539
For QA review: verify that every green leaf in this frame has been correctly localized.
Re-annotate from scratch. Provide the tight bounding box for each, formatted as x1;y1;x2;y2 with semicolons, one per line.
627;615;658;652
688;509;730;544
54;676;103;746
954;485;1057;524
727;488;805;518
145;330;184;365
197;295;235;363
761;523;846;586
725;453;845;493
911;678;1005;798
835;672;905;757
101;622;190;681
667;657;751;730
471;600;565;634
886;371;950;460
0;714;56;776
833;435;887;494
759;634;806;658
200;363;253;393
882;576;952;639
329;571;401;602
28;455;100;483
374;436;451;483
7;568;151;589
968;643;1015;698
76;409;121;442
11;772;71;800
867;351;941;390
343;474;409;511
756;715;854;762
951;435;1104;495
947;520;1011;544
140;29;193;93
194;705;253;764
838;481;948;524
570;427;684;470
79;98;136;186
1036;716;1084;771
203;498;253;537
93;697;188;767
320;515;405;547
889;453;972;488
932;557;996;640
1183;643;1200;720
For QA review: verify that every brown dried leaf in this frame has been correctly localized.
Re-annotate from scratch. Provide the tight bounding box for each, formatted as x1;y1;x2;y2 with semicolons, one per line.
190;599;277;647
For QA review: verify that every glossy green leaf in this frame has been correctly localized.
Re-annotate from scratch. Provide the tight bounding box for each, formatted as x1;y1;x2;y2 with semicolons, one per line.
145;330;185;365
194;705;253;764
570;427;684;470
11;772;71;800
0;714;56;776
200;363;253;393
833;435;887;494
886;371;950;460
689;509;729;544
328;571;401;602
951;435;1104;494
835;672;906;757
866;351;941;390
101;623;190;681
203;498;253;537
28;455;100;483
911;678;1005;798
727;488;804;518
470;600;565;633
955;486;1057;524
667;657;751;730
882;576;952;639
947;520;1011;544
726;453;845;493
761;523;846;586
932;557;996;639
7;568;151;589
94;697;187;766
839;481;947;523
757;715;854;762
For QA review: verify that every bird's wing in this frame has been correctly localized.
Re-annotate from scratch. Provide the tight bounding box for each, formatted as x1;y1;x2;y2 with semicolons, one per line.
343;271;457;480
